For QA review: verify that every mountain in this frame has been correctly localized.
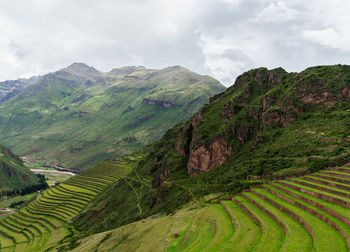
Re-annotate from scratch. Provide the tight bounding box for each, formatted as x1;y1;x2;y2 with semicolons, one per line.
0;63;225;170
0;142;40;193
73;65;350;234
0;76;40;102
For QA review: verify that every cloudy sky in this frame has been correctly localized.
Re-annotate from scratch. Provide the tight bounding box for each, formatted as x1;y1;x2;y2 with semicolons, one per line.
0;0;350;86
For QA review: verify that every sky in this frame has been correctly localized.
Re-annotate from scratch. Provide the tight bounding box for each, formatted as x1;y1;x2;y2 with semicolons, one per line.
0;0;350;86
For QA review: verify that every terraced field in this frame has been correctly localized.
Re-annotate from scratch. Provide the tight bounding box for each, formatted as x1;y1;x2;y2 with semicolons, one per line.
208;165;350;252
0;157;135;251
73;165;350;251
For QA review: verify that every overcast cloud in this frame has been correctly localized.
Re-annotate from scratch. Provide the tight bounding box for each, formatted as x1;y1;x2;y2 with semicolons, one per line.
0;0;350;86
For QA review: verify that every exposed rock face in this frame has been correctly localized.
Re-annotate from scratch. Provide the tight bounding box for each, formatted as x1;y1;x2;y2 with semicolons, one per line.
292;75;350;105
221;101;238;120
143;98;177;108
187;138;232;176
191;111;202;129
342;86;350;97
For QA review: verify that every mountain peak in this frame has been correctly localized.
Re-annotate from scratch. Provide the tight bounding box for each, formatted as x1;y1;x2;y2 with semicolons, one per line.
62;62;99;77
109;66;146;75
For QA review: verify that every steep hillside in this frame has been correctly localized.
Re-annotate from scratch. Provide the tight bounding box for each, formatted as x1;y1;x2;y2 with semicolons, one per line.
74;65;350;234
73;164;350;252
0;63;225;170
0;143;40;193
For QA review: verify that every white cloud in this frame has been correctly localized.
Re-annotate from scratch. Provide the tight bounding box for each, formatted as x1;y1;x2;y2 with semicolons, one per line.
301;28;348;51
252;1;298;24
0;0;350;86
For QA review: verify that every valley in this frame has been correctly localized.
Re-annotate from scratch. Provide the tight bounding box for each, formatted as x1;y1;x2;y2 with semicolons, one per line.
0;1;348;251
0;64;349;251
0;63;225;171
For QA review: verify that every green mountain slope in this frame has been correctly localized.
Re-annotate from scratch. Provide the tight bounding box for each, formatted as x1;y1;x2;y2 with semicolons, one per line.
0;63;225;171
0;143;40;193
73;65;350;234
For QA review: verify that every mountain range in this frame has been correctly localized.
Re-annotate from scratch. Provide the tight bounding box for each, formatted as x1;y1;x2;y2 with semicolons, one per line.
0;63;225;171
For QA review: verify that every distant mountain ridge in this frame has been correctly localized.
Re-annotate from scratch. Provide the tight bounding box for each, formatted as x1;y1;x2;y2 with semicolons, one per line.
0;76;40;102
0;63;225;170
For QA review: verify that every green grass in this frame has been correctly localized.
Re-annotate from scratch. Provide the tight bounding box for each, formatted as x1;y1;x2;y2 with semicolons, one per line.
292;178;350;199
0;194;36;208
237;195;285;251
254;188;347;252
267;183;350;243
219;200;261;251
244;191;312;251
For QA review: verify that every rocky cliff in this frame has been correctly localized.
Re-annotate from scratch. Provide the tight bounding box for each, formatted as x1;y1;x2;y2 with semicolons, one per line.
168;66;350;177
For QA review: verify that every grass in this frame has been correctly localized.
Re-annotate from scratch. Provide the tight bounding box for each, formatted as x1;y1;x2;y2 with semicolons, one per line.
194;204;233;251
219;200;261;251
236;195;285;251
244;191;313;251
0;193;36;208
292;178;350;199
254;188;347;252
266;183;350;244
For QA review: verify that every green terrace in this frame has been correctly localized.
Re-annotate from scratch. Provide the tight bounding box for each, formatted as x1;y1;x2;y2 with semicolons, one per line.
73;165;350;251
0;157;133;251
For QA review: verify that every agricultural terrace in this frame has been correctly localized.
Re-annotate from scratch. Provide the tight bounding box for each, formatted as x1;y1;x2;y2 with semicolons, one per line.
0;156;136;251
74;165;350;252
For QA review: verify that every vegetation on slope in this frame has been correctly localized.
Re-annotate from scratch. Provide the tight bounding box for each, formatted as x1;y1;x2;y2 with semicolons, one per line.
72;164;350;252
74;65;350;235
0;143;41;193
0;154;139;251
0;63;225;171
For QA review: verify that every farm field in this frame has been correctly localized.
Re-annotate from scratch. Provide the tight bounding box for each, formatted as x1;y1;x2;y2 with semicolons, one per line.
0;194;36;209
0;155;138;251
73;165;350;252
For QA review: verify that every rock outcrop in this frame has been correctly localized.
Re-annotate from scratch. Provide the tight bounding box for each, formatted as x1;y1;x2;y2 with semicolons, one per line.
187;138;232;176
143;98;178;108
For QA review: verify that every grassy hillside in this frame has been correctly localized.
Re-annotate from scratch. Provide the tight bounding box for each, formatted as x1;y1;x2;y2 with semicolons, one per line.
0;63;225;171
72;164;350;252
0;143;40;193
73;65;350;235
